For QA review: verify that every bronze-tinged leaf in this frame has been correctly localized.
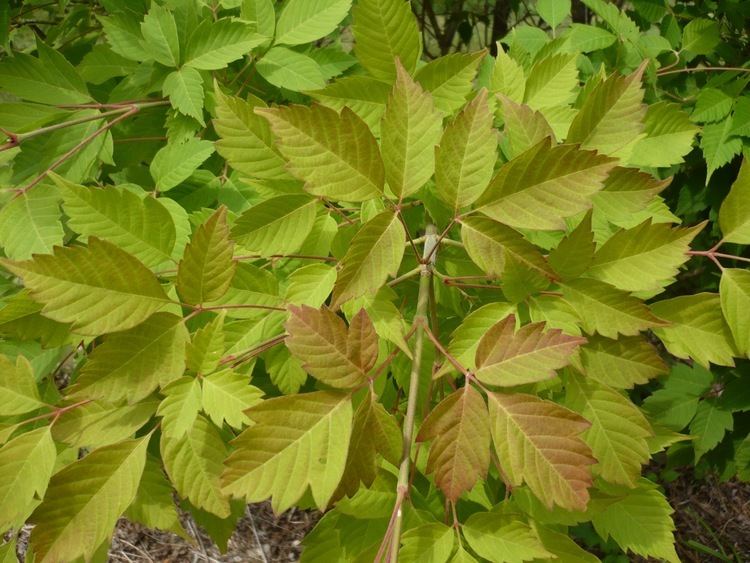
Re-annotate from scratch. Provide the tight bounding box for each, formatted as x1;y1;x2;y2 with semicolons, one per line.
285;305;378;389
474;315;586;386
336;392;402;498
416;385;490;502
488;392;595;511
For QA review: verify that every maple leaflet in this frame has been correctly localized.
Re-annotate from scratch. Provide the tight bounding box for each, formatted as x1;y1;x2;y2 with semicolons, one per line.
0;0;749;562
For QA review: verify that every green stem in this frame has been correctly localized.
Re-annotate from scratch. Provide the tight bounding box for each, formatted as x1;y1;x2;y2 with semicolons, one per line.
388;225;437;562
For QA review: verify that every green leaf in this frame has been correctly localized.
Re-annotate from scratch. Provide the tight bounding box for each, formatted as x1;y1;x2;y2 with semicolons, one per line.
157;377;203;439
0;291;70;347
0;427;56;531
460;214;555;279
222;391;352;512
0;42;91;105
0;184;64;260
342;287;412;357
161;415;230;517
400;523;455;563
475;315;586;386
338;392;402;497
29;436;149;563
591;167;670;224
150;138;215;192
163;66;205;125
565;23;616;52
231;195;318;256
265;346;308;394
0;237;171;336
567;64;646;159
0;354;44;415
720;268;750;355
70;312;187;403
523;53;578;111
690;88;733;123
381;60;443;199
565;373;652;487
499;96;555;159
586;220;703;293
275;0;352;46
534;527;600;562
52;399;158;450
257;46;326;91
578;335;667;389
140;4;180;67
331;211;405;308
548;213;595;280
537;0;571;28
416;51;487;115
177;207;236;306
286;305;377;389
477;139;616;231
436;302;516;378
689;399;733;461
701;116;743;184
78;44;138;85
651;293;738;367
681;17;720;55
202;369;262;430
490;45;525;103
719;157;750;244
642;364;713;430
417;386;490;501
489;392;593;511
307;76;391;134
590;480;678;563
186;312;226;375
53;174;176;268
284;263;337;307
184;19;263;70
213;88;288;180
463;512;553;563
99;13;150;61
258;104;384;202
560;278;665;338
352;0;421;81
435;90;497;210
126;456;184;535
241;0;275;39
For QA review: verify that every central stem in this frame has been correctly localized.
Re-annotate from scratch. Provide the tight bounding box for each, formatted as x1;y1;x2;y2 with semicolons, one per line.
389;225;437;562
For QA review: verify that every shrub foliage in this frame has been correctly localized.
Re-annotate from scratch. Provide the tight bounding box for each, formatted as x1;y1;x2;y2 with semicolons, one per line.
0;0;749;562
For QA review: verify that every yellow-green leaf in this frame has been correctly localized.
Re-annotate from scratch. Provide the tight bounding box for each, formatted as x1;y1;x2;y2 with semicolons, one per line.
257;104;384;202
30;436;149;563
0;237;171;336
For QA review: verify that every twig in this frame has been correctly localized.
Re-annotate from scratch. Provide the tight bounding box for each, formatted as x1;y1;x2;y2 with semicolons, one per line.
245;507;270;563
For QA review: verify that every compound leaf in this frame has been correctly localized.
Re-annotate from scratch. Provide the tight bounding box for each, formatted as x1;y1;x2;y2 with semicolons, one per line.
381;59;442;199
257;104;384;202
352;0;421;81
417;385;490;502
177;207;236;306
161;415;230;517
286;305;377;389
222;391;352;512
331;212;405;308
488;392;594;511
0;237;171;336
70;312;188;404
475;315;585;386
29;436;149;563
477;139;616;231
434;89;497;210
54;174;176;268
